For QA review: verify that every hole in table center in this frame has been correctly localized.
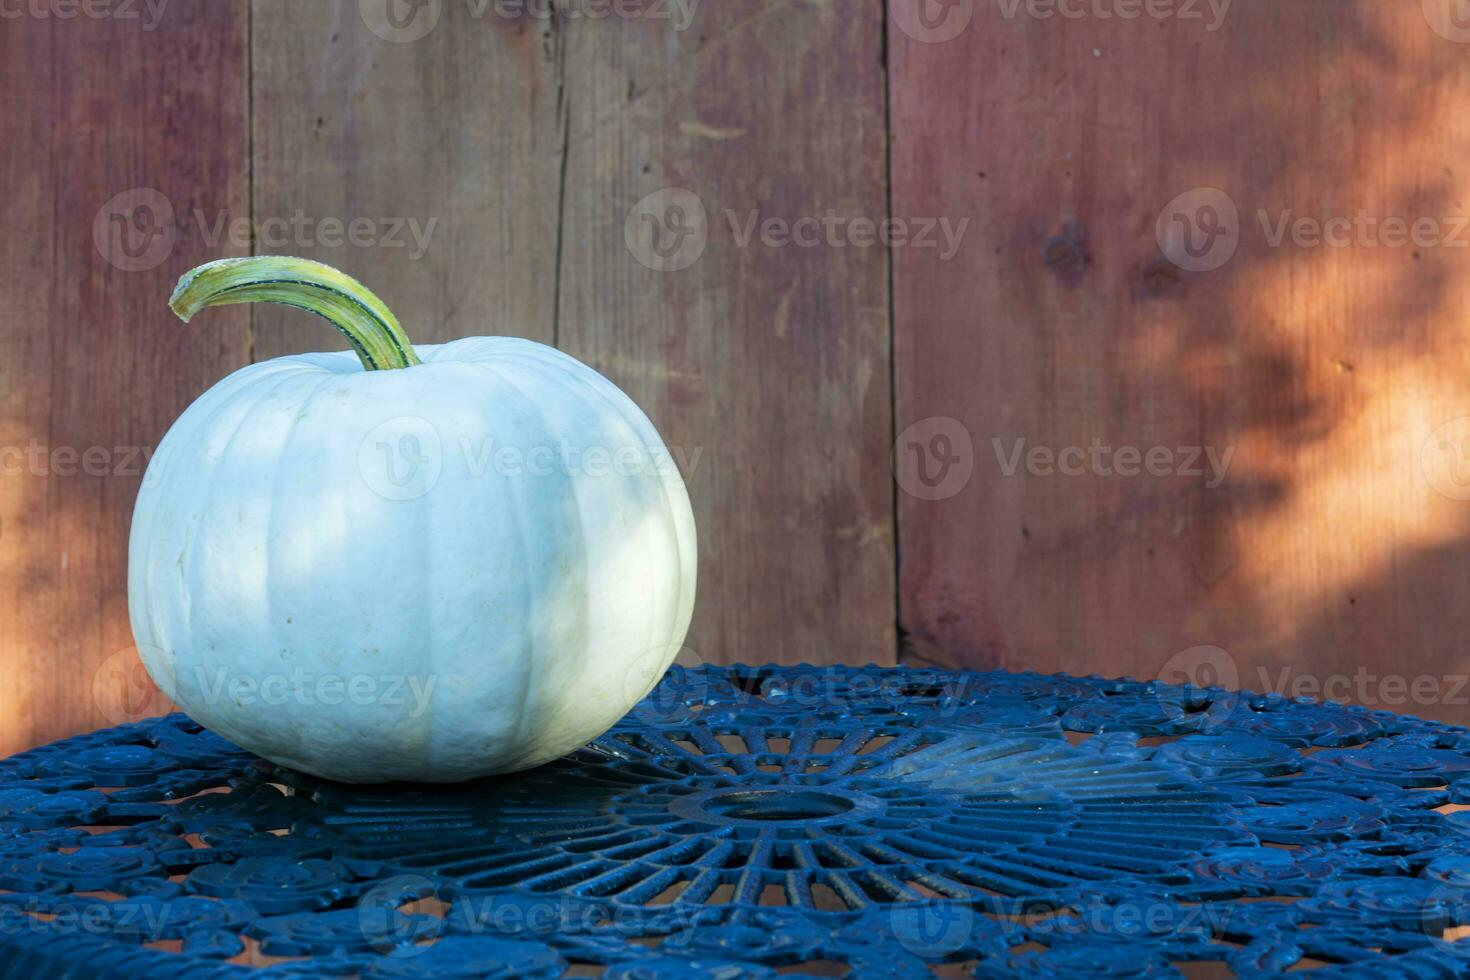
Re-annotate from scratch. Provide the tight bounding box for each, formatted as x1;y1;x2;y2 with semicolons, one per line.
701;789;855;821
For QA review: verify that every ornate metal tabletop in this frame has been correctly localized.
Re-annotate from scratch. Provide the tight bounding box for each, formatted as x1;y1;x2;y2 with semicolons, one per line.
1;664;1469;978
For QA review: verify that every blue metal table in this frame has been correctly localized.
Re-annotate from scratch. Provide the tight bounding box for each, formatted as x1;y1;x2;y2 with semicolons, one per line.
1;664;1468;977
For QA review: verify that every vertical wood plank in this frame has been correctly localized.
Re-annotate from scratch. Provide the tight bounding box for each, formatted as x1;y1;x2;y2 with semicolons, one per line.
0;3;250;754
892;0;1470;721
555;2;897;667
250;0;566;353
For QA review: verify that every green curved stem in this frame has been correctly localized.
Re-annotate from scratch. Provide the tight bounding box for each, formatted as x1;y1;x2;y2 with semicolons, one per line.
169;256;422;371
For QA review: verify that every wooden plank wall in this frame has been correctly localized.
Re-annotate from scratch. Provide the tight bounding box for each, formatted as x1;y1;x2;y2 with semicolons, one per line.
6;0;1470;754
1;4;251;754
892;0;1470;724
0;0;893;755
551;4;894;672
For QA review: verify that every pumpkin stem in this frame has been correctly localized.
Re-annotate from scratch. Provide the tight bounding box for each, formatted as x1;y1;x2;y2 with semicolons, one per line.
169;256;422;371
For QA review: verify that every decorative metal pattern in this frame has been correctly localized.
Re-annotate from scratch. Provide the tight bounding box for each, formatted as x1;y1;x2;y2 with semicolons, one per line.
0;664;1468;977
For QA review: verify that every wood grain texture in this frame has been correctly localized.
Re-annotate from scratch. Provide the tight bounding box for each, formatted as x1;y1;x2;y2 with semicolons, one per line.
0;3;250;755
27;0;1468;753
250;0;566;352
891;0;1470;721
554;1;897;668
252;0;898;670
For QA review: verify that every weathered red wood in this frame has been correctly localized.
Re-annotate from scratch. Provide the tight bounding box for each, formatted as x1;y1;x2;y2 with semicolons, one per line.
892;0;1470;722
250;0;565;355
0;3;251;753
554;2;897;668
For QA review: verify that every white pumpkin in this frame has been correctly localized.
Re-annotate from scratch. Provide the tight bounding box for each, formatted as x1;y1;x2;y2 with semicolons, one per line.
128;257;696;783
